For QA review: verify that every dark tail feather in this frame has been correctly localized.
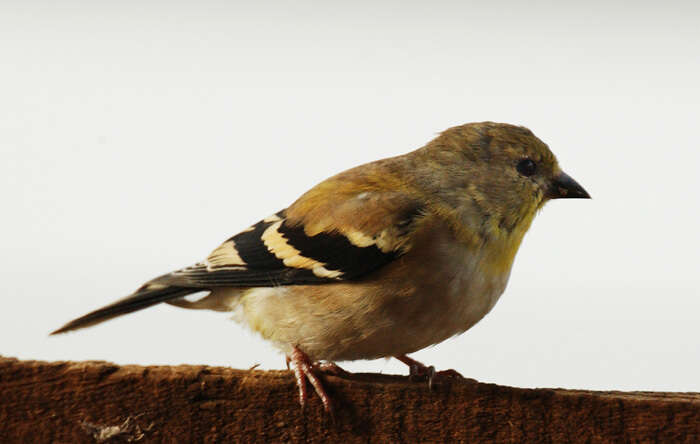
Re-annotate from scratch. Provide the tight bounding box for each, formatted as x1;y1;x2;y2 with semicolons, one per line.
51;286;200;335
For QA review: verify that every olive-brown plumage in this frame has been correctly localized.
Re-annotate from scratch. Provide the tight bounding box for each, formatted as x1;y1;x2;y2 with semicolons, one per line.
52;122;589;414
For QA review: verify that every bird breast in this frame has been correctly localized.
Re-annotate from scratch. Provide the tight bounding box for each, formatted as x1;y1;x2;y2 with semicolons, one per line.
218;218;512;362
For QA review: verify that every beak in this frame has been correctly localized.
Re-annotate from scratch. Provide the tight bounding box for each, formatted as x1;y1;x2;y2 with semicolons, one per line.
548;171;591;199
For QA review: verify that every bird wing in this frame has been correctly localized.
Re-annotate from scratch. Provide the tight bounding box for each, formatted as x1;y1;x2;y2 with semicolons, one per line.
152;190;425;288
51;171;426;335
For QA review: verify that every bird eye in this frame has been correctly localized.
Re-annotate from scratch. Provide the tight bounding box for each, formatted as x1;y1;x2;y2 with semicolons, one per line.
516;158;537;176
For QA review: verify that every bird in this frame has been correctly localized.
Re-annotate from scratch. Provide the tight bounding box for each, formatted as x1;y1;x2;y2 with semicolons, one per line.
52;121;590;415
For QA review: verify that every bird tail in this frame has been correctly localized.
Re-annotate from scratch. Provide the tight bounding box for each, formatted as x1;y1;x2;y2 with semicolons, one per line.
50;284;201;335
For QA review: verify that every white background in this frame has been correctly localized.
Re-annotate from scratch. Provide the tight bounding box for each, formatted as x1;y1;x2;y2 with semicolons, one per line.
2;1;698;392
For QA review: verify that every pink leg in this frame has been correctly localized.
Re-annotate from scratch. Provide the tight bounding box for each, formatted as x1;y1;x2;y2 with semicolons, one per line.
395;355;463;389
288;346;335;418
291;353;308;411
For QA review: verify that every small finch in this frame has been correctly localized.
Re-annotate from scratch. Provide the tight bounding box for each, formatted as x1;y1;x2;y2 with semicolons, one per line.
52;122;590;415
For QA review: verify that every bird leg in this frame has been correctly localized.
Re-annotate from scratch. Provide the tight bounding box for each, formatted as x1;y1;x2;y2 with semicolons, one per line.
395;354;463;389
288;346;335;417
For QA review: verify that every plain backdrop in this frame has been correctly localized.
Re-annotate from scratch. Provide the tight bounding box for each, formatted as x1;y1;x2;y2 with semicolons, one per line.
2;1;699;392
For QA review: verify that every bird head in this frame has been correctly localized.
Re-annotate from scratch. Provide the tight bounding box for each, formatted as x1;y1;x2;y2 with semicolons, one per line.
411;121;590;244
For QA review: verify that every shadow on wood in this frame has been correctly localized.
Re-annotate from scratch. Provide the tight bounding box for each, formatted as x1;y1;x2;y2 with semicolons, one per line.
1;356;698;443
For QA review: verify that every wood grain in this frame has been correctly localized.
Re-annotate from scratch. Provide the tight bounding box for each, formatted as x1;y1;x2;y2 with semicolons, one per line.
0;356;698;443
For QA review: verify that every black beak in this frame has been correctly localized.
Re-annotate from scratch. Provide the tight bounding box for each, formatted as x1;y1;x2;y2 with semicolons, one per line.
549;172;591;199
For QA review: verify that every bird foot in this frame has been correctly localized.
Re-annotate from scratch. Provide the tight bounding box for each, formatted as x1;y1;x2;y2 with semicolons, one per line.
395;355;463;389
314;361;351;378
287;346;335;419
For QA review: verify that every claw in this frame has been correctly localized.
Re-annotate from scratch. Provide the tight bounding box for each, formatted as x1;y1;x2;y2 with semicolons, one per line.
395;355;463;389
287;346;335;419
314;361;350;378
426;365;436;390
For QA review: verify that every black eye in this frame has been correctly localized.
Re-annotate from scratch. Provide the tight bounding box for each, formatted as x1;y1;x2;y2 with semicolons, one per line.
516;158;537;176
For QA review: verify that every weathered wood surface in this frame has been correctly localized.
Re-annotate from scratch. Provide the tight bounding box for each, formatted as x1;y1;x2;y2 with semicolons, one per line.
0;356;698;443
